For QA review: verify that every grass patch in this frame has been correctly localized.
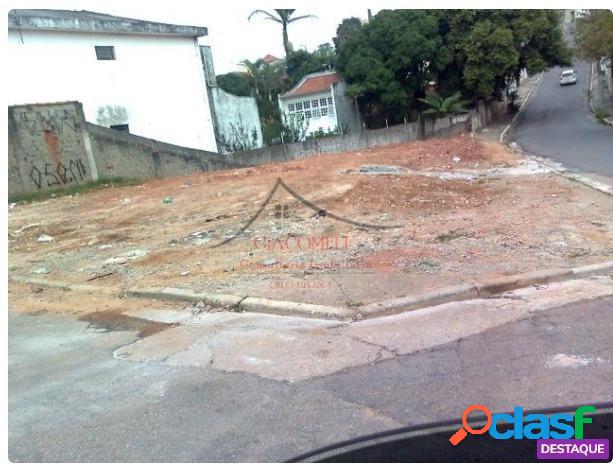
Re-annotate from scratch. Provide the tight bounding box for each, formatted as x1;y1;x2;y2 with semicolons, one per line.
593;108;610;124
9;177;140;204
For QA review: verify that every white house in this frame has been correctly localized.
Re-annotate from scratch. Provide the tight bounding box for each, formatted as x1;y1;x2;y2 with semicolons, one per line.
8;9;218;152
278;70;362;138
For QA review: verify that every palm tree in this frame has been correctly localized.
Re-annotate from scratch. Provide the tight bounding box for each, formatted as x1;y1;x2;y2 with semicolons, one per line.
248;9;317;57
418;92;469;119
239;59;263;97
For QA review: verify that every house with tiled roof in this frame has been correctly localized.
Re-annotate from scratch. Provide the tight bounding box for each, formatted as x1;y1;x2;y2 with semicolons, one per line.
262;54;283;65
278;70;362;138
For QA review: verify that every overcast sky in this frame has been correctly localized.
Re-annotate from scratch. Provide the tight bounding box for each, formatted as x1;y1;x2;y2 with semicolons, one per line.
8;1;608;74
6;0;377;74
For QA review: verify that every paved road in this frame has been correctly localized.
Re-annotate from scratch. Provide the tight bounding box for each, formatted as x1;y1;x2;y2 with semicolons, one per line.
9;296;613;462
513;31;613;176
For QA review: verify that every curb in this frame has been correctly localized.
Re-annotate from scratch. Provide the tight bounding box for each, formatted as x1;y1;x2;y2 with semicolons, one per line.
239;297;353;320
588;61;613;126
589;60;596;115
125;288;353;320
125;287;245;309
356;262;613;319
13;276;116;293
522;153;613;197
500;71;544;144
10;261;613;322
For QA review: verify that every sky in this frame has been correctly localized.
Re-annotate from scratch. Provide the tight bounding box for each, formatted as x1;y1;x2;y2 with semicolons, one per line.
5;0;376;74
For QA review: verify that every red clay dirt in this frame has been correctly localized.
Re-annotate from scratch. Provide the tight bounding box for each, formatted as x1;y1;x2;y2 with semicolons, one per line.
8;135;613;313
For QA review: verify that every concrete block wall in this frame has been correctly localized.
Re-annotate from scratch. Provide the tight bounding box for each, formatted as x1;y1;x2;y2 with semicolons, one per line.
229;113;470;164
8;102;95;197
8;100;492;198
8;101;240;197
85;123;236;180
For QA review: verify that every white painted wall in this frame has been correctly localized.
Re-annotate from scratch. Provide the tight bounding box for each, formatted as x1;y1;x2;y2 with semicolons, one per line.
8;29;217;152
280;90;338;136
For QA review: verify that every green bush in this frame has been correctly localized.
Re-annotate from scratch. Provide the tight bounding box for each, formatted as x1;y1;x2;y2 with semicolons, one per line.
593;108;610;124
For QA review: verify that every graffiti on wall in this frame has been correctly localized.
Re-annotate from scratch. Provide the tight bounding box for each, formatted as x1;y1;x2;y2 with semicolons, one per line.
29;159;87;189
18;108;80;135
12;107;89;190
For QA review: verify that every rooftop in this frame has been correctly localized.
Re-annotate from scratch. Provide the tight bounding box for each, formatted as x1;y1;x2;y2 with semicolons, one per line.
8;9;208;38
280;70;342;99
262;54;282;64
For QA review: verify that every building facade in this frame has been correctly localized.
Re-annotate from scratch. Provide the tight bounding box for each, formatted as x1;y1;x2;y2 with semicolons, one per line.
8;9;218;151
278;70;362;138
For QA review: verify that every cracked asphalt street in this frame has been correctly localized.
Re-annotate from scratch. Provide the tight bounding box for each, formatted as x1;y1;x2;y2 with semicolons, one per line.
9;295;613;462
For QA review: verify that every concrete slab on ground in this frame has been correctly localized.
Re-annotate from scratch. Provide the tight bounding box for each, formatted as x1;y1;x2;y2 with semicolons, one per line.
114;276;613;382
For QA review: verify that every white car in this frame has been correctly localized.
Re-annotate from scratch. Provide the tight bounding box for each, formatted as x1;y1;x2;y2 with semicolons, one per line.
560;69;577;86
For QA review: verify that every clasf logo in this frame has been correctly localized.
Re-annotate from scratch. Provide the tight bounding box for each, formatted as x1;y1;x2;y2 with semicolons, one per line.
449;405;595;445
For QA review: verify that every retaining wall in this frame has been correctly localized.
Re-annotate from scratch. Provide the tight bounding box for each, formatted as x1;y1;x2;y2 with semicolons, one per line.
9;100;500;198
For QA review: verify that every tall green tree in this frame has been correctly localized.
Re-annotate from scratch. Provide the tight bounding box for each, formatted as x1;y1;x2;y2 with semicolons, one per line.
285;44;337;86
248;9;317;57
434;10;570;100
337;10;451;125
234;57;291;145
239;59;264;97
216;72;254;97
333;17;362;52
575;10;613;63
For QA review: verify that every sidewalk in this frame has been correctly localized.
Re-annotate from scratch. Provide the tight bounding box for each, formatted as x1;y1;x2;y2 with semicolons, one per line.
590;60;613;122
478;72;542;142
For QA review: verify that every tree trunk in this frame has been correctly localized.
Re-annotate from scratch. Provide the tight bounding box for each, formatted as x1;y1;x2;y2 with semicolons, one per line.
282;24;289;56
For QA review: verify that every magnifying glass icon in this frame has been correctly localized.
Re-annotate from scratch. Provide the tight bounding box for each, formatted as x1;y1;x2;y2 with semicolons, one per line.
449;404;492;445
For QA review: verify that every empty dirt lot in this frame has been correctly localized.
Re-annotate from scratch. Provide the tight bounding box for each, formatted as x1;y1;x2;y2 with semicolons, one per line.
8;135;613;312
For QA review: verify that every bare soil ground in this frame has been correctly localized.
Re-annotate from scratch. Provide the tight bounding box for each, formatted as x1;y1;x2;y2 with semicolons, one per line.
8;134;613;312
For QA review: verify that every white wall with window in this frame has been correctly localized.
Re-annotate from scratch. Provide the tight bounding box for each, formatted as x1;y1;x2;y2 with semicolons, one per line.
281;91;338;136
8;23;217;152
